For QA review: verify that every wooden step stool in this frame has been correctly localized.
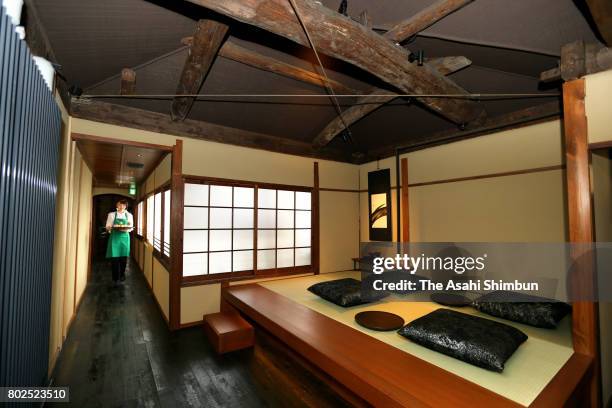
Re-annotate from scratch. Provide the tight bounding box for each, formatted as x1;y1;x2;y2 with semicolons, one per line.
203;312;254;354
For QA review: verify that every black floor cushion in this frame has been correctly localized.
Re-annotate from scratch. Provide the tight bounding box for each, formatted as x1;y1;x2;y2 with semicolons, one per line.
307;278;388;307
398;308;528;372
430;292;472;307
472;291;572;329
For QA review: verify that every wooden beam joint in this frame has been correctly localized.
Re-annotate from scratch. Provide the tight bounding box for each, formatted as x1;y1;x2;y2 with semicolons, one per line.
171;19;229;121
120;68;136;95
312;56;472;148
541;41;612;82
384;0;474;43
184;0;485;126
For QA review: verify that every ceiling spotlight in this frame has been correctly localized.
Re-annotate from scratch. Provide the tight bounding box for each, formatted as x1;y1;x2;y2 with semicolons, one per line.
340;128;353;143
408;50;424;66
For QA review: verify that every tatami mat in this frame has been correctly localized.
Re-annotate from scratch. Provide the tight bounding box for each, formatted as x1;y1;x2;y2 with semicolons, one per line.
260;271;574;407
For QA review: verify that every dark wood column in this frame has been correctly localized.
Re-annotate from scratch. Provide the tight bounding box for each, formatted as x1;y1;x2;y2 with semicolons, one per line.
400;158;410;242
170;140;184;330
313;162;320;275
562;78;601;408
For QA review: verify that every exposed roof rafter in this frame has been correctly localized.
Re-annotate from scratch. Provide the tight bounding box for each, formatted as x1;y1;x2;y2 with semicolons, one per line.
171;19;229;121
365;101;561;161
180;37;359;95
312;56;472;148
384;0;474;43
585;0;612;46
70;98;353;162
540;41;612;82
183;0;485;126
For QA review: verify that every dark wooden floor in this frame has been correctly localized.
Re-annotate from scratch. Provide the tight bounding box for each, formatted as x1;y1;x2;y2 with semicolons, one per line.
48;259;269;408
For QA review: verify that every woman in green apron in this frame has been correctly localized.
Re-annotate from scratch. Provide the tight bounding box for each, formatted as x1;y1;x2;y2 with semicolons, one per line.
105;199;133;284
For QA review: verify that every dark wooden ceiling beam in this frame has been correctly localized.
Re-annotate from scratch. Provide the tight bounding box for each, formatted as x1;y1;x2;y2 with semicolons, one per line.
172;19;229;121
426;56;471;75
585;0;612;46
120;68;136;95
313;90;396;148
180;36;358;94
183;0;485;126
219;41;357;95
313;56;472;148
364;101;561;161
70;98;353;163
384;0;474;43
309;0;475;148
23;0;73;110
68;98;557;165
540;41;612;82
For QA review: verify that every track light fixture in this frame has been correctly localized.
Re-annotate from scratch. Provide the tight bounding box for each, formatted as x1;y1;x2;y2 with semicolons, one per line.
340;128;353;143
408;50;424;66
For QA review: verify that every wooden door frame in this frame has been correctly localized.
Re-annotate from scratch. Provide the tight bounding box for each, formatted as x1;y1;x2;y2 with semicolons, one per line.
72;132;176;327
169;140;183;330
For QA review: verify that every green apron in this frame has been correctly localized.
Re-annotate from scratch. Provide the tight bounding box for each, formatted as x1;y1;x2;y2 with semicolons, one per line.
106;211;130;258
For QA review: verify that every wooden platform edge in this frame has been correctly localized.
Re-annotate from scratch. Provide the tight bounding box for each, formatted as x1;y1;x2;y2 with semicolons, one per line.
223;284;525;408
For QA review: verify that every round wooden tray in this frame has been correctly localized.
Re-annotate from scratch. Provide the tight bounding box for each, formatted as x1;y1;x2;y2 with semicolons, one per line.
430;292;472;307
354;311;405;331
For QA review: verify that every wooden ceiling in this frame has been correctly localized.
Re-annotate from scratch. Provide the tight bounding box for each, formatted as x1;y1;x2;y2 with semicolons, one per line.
28;0;611;163
74;135;170;188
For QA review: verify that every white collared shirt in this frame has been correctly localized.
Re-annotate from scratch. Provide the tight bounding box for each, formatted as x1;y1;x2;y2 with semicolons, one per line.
106;211;134;232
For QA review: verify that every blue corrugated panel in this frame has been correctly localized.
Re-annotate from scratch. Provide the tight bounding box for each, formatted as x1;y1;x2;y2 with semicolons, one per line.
0;5;62;405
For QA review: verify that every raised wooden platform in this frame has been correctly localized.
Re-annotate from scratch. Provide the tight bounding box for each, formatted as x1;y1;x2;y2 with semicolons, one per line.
223;283;592;408
203;312;254;354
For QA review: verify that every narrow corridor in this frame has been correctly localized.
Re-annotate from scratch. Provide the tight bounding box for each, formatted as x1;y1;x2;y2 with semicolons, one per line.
48;261;268;407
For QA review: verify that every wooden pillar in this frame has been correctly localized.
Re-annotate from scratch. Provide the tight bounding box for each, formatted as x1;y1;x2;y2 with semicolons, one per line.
563;78;601;407
400;158;409;242
313;162;320;275
169;140;184;330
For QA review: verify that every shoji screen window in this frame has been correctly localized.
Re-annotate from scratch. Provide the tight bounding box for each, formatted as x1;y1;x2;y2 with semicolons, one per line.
146;195;154;244
137;201;144;237
183;183;255;277
163;190;171;257
153;192;162;251
257;189;312;271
